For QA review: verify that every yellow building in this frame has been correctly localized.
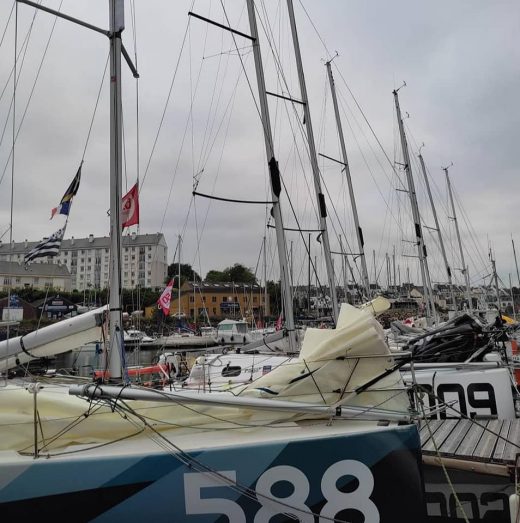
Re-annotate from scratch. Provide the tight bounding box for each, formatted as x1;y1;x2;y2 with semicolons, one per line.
146;281;269;322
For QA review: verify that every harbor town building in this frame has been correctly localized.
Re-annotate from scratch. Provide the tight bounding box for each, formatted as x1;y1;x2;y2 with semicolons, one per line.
0;232;168;291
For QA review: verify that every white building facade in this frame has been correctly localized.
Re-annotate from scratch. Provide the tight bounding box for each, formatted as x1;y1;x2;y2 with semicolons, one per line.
0;232;168;291
0;261;71;292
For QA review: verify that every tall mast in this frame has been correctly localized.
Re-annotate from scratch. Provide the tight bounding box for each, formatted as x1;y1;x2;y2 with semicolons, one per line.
246;0;296;352
513;237;520;288
392;245;396;292
418;152;456;310
263;235;267;324
177;234;181;319
512;237;520;317
108;0;125;380
325;60;371;301
490;248;501;314
444;165;472;313
286;0;338;323
393;88;437;324
510;273;516;320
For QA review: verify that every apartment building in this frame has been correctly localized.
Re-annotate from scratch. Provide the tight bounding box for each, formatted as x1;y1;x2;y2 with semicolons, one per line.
0;232;168;291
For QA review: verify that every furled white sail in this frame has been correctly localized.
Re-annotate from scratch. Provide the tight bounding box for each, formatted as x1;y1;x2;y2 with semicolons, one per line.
0;306;105;370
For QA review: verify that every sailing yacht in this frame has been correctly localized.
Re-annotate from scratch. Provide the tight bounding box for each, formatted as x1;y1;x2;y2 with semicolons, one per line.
0;2;429;521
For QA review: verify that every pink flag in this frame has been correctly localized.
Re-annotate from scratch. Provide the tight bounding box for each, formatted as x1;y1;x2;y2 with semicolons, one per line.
275;314;283;331
122;183;139;229
157;279;174;316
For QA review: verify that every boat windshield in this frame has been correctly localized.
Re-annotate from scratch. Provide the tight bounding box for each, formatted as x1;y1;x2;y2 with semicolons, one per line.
235;323;248;334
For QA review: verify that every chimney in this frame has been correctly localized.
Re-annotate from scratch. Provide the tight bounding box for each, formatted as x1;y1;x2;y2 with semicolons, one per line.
25;239;28;248
71;236;75;245
89;234;94;243
131;231;137;241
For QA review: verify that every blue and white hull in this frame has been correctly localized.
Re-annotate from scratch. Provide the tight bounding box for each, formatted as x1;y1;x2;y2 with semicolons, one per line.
0;422;424;522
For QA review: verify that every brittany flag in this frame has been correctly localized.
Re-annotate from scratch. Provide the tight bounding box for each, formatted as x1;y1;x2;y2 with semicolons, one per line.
122;182;139;229
24;228;64;264
50;164;82;219
157;279;174;316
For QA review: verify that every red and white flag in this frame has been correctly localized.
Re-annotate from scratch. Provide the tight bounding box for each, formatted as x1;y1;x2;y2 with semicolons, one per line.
157;279;174;316
122;182;139;229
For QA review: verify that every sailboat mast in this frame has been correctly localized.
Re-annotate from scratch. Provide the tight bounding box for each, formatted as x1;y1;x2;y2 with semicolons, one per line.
490;248;501;314
512;237;520;288
286;0;338;323
418;153;456;310
325;60;371;301
393;89;437;324
263;235;267;324
246;0;296;352
510;273;516;320
108;0;125;380
444;165;472;313
178;234;181;319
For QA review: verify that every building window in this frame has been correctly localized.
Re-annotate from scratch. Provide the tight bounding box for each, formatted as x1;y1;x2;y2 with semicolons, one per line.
212;296;217;303
253;297;258;303
189;296;194;303
212;308;216;315
15;277;21;283
3;277;11;285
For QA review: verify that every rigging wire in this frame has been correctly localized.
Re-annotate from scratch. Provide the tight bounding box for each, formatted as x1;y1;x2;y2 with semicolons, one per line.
139;5;192;191
0;3;42;186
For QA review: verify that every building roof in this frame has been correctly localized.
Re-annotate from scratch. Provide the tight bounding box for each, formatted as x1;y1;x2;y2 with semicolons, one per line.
31;295;77;307
0;260;70;277
0;232;166;255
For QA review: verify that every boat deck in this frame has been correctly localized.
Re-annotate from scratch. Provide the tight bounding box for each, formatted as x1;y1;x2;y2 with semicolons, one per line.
420;418;520;466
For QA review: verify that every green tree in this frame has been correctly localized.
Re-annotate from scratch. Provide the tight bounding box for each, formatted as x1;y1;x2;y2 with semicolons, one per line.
166;263;201;285
225;263;257;284
205;270;225;282
205;263;257;284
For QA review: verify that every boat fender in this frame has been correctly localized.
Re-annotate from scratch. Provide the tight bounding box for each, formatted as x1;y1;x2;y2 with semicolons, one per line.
222;347;228;355
230;336;234;342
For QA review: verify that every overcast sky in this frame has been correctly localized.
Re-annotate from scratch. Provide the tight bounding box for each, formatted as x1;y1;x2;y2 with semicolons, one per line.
0;0;518;294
